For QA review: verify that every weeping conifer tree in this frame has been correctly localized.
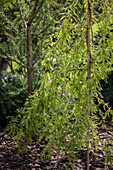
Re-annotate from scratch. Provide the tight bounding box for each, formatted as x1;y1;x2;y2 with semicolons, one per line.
6;0;113;169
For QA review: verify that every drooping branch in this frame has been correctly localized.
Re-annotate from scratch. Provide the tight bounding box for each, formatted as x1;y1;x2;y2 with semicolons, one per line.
17;0;27;28
69;68;87;71
0;49;27;68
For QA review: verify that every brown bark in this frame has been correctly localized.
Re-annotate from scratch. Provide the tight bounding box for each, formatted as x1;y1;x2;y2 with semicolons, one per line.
27;23;33;95
87;2;96;169
87;1;91;83
17;0;27;28
87;1;92;170
0;58;8;71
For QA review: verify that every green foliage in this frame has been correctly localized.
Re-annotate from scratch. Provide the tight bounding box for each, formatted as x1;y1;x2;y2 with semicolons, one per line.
0;0;15;10
0;72;27;130
5;0;113;167
97;71;113;123
0;0;64;86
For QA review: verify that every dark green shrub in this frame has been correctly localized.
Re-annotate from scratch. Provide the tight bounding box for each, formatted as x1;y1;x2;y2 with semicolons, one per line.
0;72;27;130
100;71;113;122
101;71;113;106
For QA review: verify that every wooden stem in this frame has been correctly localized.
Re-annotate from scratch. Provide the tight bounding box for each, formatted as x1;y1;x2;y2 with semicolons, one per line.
87;1;92;170
27;23;33;95
87;146;90;170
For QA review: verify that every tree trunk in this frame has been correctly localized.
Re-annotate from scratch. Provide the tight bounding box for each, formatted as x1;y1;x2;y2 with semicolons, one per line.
27;23;33;95
87;1;92;170
0;58;8;72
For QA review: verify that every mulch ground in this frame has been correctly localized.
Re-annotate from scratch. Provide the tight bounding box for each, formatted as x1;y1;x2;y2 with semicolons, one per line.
0;126;113;170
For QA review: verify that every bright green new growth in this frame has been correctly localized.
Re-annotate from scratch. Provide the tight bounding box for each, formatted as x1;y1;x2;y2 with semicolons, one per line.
6;0;113;165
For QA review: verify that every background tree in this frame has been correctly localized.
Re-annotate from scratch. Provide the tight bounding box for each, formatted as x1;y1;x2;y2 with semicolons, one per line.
0;0;67;129
0;0;66;94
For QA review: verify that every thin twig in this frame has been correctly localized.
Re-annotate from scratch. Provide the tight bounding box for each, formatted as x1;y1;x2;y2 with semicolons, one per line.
16;0;27;28
69;68;87;71
1;49;27;68
33;17;55;36
36;22;44;35
29;0;31;16
29;0;44;24
28;0;38;23
33;15;40;33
